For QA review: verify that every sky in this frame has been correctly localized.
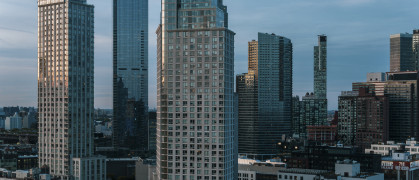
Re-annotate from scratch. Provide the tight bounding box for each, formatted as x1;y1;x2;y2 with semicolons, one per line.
0;0;418;110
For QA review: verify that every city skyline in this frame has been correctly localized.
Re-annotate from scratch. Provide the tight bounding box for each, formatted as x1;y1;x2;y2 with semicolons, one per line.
1;0;419;110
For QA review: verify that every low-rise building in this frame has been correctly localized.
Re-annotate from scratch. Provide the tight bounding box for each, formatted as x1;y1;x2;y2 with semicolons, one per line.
307;125;337;146
135;157;157;180
277;168;334;180
238;157;286;180
278;161;383;180
365;138;419;156
72;156;106;180
107;157;138;179
15;170;29;179
381;151;419;180
335;160;384;180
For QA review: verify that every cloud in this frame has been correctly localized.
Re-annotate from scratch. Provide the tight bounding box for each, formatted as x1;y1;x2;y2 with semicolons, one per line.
337;0;376;6
0;26;34;34
0;28;36;49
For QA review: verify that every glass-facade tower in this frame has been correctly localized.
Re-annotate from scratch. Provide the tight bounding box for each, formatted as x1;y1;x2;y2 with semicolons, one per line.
38;0;105;179
237;33;293;156
390;33;414;72
157;0;236;179
314;35;327;99
113;0;149;153
257;33;293;154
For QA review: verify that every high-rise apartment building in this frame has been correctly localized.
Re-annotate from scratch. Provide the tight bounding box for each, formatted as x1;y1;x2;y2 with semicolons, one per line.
258;33;293;146
237;33;293;156
337;91;358;146
113;0;149;153
355;88;389;151
292;93;327;139
337;89;389;150
156;1;236;179
413;30;419;71
292;35;328;140
353;72;418;142
314;35;327;99
385;72;419;141
292;96;301;137
390;33;414;72
236;73;258;154
38;0;105;179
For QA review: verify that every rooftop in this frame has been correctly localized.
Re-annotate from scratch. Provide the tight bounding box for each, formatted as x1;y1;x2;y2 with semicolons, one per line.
278;168;329;175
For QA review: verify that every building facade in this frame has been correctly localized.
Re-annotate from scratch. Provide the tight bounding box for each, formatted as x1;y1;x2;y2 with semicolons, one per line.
413;30;419;71
113;0;149;153
367;72;386;82
353;72;419;142
72;157;106;180
288;145;382;173
236;73;258;154
390;33;414;72
257;33;293;153
291;96;301;137
156;0;236;179
294;93;328;139
337;89;389;149
365;138;419;156
306;125;337;145
237;33;293;156
385;72;419;141
314;35;327;99
5;113;22;130
38;0;104;179
148;111;157;152
355;89;389;151
338;91;359;146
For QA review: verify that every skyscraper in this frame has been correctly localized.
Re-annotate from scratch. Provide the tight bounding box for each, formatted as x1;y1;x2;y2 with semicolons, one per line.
292;35;328;140
38;0;105;179
113;0;149;153
236;73;258;154
156;0;236;179
237;33;293;156
412;30;419;71
390;33;414;72
385;71;419;141
314;35;327;99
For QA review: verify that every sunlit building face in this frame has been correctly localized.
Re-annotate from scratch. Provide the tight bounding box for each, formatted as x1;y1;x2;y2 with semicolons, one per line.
38;0;105;179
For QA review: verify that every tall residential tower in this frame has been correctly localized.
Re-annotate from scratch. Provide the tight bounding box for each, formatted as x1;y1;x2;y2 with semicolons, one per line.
38;0;105;179
113;0;149;153
237;33;293;157
156;0;236;179
314;35;327;99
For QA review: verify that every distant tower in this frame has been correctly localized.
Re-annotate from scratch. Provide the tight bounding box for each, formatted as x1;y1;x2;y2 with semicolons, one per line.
113;0;149;153
390;33;414;72
38;0;106;179
412;30;419;71
314;35;327;99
